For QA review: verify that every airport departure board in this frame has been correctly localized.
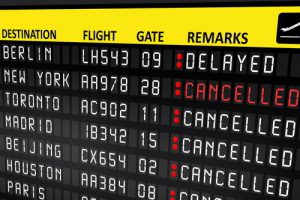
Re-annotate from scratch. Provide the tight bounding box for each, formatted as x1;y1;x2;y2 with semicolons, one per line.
0;6;300;200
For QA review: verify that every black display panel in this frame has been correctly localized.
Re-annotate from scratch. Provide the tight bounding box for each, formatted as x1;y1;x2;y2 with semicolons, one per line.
0;5;300;200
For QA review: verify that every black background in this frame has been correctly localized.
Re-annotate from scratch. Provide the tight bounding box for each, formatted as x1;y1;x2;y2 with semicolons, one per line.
0;1;300;200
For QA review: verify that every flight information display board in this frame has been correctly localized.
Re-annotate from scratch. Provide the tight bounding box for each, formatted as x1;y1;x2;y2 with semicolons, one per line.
0;6;300;200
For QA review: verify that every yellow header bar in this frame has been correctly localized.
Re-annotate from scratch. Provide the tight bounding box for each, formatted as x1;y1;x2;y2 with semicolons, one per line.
0;7;300;48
